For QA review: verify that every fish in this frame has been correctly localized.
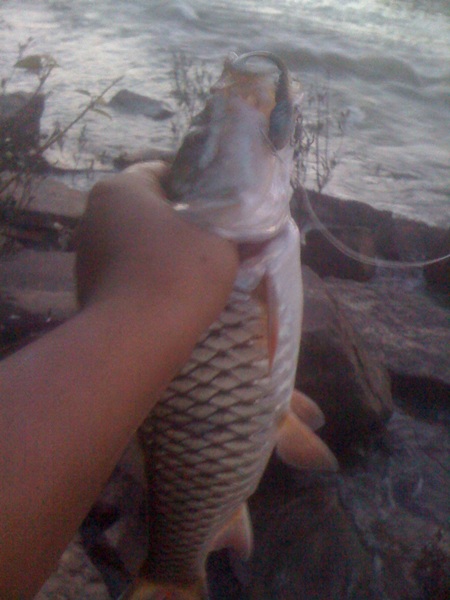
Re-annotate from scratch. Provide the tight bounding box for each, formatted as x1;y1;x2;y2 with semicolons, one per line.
121;52;338;600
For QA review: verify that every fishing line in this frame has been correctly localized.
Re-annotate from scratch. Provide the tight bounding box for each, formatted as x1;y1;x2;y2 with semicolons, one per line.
298;186;450;269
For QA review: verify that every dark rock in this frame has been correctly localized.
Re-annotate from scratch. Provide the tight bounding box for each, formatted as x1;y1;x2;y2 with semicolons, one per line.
376;217;448;265
0;176;87;218
243;461;375;600
339;408;450;600
293;187;448;268
0;249;77;322
424;228;450;297
293;188;392;232
0;91;45;155
296;267;393;455
0;297;61;358
0;205;79;251
413;530;450;600
302;226;376;281
325;274;450;385
108;90;174;120
390;373;450;424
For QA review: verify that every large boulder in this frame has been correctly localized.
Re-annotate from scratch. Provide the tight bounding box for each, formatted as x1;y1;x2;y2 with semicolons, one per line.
325;273;450;386
296;267;393;454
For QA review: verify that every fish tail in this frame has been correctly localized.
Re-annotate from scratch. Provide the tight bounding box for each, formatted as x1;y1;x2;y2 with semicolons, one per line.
119;578;208;600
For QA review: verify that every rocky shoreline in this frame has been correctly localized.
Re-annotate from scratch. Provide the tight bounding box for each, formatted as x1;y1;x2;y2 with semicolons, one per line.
0;171;448;599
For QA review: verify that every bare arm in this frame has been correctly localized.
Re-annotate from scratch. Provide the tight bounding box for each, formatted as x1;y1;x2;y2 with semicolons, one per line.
0;163;239;599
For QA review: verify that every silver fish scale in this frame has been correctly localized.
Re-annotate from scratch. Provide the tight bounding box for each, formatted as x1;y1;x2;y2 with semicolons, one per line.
138;290;277;582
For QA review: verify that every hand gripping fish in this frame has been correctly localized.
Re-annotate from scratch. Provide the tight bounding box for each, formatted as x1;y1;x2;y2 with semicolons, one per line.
121;52;337;600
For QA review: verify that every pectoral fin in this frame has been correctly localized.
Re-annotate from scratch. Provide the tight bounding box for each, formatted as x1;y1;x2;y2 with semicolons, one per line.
276;412;339;472
211;503;253;561
290;389;325;431
252;274;279;370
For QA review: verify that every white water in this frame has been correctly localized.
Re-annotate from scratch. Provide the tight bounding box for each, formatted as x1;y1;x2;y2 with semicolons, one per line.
1;0;449;226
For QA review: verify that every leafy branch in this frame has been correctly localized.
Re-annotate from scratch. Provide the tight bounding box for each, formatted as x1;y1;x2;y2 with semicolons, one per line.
0;66;121;196
292;79;349;193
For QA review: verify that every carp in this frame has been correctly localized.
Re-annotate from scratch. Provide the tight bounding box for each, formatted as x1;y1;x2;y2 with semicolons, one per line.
121;51;337;600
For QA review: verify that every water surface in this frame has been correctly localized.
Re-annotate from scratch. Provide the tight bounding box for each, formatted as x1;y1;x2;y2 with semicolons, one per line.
1;0;449;225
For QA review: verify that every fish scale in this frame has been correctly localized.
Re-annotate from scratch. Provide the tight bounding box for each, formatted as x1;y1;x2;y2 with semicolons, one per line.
137;290;275;585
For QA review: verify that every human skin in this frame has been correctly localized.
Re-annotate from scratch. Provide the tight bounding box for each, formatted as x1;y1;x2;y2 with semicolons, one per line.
0;163;239;599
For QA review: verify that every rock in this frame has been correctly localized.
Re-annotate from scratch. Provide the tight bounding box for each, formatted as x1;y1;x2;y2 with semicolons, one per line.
242;462;374;600
209;398;450;600
0;249;77;322
0;297;62;358
325;273;450;385
424;228;450;296
0;176;87;219
293;187;448;268
35;533;110;600
0;91;45;155
0;205;79;250
376;217;448;265
109;90;174;120
390;373;450;423
339;408;450;600
25;177;87;217
302;226;376;281
293;188;392;232
296;267;393;455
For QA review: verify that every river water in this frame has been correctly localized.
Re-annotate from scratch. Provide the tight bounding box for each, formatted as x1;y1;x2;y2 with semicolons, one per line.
1;0;449;226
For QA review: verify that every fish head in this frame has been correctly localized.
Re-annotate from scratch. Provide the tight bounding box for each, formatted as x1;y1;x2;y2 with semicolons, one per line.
166;52;302;242
210;54;279;124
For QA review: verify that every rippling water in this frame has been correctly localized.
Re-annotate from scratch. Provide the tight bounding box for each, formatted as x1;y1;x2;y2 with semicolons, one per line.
1;0;449;225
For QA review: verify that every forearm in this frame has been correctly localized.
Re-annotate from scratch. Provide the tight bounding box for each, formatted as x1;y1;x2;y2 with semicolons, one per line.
0;211;238;598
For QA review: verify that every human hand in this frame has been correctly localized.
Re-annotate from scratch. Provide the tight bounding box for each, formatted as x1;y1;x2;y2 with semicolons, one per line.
76;161;238;310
